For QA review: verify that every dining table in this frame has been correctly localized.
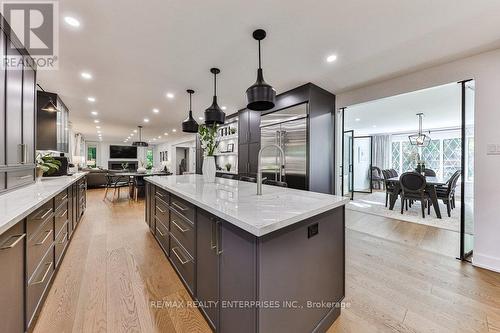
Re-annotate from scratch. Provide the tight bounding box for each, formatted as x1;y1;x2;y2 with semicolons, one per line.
386;176;447;219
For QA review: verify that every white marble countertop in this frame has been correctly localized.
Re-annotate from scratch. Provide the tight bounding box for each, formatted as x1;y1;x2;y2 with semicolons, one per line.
0;173;87;235
146;174;349;237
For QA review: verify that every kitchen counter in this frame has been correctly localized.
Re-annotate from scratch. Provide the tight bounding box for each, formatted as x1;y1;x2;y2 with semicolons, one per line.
146;174;348;237
0;173;87;235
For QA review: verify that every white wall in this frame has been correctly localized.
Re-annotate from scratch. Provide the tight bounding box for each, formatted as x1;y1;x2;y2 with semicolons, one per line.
89;141;146;169
153;135;196;173
336;48;500;273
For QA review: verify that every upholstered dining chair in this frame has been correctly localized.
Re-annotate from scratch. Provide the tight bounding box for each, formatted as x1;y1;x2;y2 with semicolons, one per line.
436;170;461;217
423;168;437;177
382;169;397;207
399;172;431;218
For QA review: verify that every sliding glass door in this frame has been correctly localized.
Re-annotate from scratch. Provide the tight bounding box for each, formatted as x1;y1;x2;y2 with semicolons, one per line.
461;80;475;260
342;130;354;199
353;136;373;193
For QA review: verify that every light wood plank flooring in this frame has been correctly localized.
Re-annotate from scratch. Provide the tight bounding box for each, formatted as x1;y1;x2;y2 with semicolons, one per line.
33;188;500;333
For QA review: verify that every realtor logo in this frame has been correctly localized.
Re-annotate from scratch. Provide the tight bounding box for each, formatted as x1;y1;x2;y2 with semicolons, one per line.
1;1;59;69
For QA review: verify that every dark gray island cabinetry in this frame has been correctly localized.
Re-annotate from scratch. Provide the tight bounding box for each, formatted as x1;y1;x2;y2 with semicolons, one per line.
145;175;348;333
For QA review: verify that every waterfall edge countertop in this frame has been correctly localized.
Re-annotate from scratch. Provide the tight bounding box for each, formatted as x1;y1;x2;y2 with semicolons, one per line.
146;174;349;237
0;172;87;235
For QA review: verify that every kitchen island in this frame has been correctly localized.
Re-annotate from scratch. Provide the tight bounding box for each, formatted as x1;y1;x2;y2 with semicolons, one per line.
145;174;348;333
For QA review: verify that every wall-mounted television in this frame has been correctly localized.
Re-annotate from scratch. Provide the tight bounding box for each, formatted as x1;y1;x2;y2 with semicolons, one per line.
109;145;137;159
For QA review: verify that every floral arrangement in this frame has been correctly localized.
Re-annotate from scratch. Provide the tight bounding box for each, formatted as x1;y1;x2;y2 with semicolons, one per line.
198;124;219;156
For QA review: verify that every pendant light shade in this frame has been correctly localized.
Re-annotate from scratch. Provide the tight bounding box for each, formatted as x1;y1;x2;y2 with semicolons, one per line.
246;29;276;111
408;113;431;147
205;68;225;125
132;126;148;147
42;98;58;112
182;89;199;133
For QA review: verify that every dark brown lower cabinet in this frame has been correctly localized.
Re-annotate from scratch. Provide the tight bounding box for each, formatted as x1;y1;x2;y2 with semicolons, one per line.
0;222;25;333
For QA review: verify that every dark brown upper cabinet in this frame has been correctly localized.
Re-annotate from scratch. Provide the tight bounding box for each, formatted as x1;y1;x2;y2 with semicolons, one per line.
36;91;69;153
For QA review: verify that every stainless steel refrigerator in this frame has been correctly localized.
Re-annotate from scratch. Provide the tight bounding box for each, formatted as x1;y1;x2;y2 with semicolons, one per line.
260;103;307;190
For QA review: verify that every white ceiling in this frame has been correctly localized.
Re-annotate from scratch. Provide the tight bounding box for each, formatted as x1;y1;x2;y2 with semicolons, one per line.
35;0;500;143
344;82;466;135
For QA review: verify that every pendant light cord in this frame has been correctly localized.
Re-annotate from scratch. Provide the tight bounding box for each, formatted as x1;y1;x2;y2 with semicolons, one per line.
258;40;262;69
213;72;217;96
189;92;192;111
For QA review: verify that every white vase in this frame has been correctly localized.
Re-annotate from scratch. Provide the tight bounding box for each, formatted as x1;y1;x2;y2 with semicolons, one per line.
202;156;216;182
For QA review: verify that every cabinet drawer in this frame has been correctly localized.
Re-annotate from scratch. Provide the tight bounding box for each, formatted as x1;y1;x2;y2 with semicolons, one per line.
54;221;68;267
155;187;169;204
54;203;68;238
155;197;169;225
54;189;68;210
27;201;53;238
169;235;195;294
155;217;169;254
27;216;53;280
6;168;34;189
170;209;195;257
170;195;195;223
27;245;54;327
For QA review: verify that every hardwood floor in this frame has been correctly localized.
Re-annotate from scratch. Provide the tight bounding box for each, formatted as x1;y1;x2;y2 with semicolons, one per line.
33;188;500;333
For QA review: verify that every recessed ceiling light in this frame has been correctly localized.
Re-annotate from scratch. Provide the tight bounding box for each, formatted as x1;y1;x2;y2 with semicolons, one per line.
64;16;80;28
326;54;337;63
133;129;137;133
153;138;157;141
130;133;134;136
87;96;96;102
166;92;174;99
372;125;377;128
198;117;204;120
158;135;161;139
81;72;92;80
172;129;177;132
95;125;100;129
221;106;227;110
152;108;159;113
143;118;149;123
355;118;361;122
91;111;98;116
97;130;101;133
94;119;100;123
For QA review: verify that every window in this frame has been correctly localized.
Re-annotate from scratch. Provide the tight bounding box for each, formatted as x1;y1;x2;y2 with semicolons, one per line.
391;129;470;181
146;148;153;169
87;145;97;167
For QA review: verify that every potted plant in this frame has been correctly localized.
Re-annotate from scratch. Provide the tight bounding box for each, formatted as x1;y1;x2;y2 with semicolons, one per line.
35;153;61;182
225;162;232;172
137;160;147;173
198;124;219;182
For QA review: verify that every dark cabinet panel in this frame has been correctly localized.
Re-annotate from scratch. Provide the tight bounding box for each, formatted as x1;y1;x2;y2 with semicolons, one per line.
248;110;261;144
36;91;70;153
248;142;260;175
238;144;249;175
6;46;23;166
196;209;219;329
238;110;249;145
0;221;25;333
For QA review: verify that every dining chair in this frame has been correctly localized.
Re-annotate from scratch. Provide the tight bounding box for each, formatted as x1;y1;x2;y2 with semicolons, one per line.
423;168;437;177
371;166;384;190
382;169;396;207
103;173;131;201
239;176;257;183
389;169;399;178
263;179;288;187
399;172;431;218
436;171;461;217
133;176;145;202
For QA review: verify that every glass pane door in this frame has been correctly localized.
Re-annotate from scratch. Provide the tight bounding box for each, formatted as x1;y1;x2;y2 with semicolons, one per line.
461;80;475;259
353;136;373;193
343;130;354;199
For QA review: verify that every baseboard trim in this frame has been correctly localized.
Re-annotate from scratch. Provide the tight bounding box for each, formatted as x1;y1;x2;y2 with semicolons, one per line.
473;253;500;273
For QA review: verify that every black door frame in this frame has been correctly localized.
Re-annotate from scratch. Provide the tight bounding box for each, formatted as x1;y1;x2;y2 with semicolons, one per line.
341;107;354;200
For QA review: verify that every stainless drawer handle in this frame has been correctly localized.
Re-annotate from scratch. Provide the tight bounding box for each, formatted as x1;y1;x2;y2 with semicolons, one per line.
216;220;223;255
156;206;166;214
39;208;53;220
172;202;188;212
59;209;68;218
17;175;31;179
210;218;216;250
60;194;68;201
58;232;68;245
31;262;52;285
0;234;26;250
172;219;188;233
156;191;165;197
172;247;190;265
156;227;165;237
35;229;52;246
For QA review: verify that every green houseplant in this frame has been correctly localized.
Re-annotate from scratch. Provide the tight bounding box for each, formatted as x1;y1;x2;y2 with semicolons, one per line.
36;153;61;182
225;162;232;172
198;124;219;182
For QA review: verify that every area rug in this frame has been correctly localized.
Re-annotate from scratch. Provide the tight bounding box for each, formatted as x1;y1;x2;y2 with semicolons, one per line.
346;192;461;232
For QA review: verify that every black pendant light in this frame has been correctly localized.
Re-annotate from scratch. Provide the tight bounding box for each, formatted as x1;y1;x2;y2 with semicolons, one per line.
182;89;199;133
204;68;225;125
132;126;148;147
41;98;58;112
246;29;276;111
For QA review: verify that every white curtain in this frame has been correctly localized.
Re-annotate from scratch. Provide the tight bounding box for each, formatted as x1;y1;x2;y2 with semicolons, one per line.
372;135;391;170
